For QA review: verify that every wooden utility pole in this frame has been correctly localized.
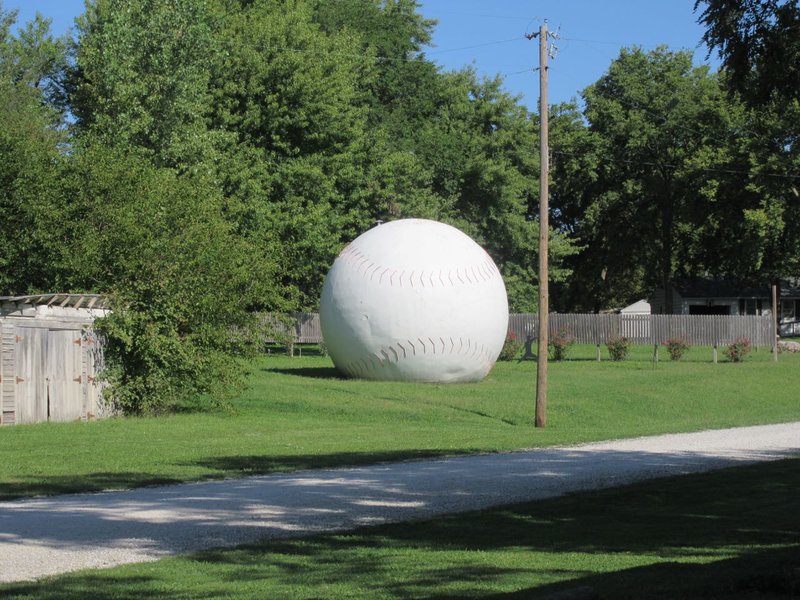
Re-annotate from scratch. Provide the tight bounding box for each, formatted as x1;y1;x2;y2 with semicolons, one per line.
772;282;779;362
528;22;549;428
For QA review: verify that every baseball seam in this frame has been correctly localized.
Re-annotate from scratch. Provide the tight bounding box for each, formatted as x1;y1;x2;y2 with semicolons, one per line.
342;336;497;378
337;244;500;289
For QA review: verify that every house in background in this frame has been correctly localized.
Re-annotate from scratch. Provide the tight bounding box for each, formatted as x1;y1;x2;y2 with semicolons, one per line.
619;299;651;315
650;278;800;336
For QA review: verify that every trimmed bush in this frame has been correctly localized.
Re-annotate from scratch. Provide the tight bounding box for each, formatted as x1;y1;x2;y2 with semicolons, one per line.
498;330;523;361
663;337;690;361
550;328;576;361
606;336;631;361
724;337;752;362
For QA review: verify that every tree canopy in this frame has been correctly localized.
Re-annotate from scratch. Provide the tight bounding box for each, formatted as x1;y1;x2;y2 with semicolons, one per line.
695;0;800;107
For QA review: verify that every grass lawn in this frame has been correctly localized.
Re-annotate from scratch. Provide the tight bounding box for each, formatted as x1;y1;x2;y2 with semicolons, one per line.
0;345;798;500
2;457;798;599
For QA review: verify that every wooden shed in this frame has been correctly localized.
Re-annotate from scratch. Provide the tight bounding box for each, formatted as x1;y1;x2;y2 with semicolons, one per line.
1;294;109;426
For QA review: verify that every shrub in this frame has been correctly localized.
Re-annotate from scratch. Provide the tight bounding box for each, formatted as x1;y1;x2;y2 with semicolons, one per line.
498;330;523;361
606;336;631;361
63;146;271;415
724;337;752;362
663;337;690;361
549;328;576;361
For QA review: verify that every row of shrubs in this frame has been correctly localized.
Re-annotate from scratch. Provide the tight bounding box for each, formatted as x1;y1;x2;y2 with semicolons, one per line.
499;331;754;363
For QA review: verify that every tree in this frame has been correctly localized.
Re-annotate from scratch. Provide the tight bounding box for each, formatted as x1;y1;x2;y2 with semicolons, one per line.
556;47;742;311
69;0;218;168
695;0;800;108
204;0;378;309
50;143;273;414
430;71;575;312
696;1;800;286
0;5;67;294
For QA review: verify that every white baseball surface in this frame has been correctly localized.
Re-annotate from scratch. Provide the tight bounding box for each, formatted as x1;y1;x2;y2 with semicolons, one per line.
319;219;509;382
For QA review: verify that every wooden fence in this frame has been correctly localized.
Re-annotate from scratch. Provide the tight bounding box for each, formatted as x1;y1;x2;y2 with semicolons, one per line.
508;313;774;348
259;313;323;344
264;312;775;348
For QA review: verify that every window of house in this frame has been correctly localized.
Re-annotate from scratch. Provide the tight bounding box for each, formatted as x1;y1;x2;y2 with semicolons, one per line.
782;299;796;322
742;299;759;315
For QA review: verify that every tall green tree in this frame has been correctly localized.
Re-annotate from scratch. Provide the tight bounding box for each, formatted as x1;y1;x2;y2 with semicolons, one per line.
0;5;67;294
696;0;800;108
556;47;741;311
69;0;218;168
205;0;379;309
696;0;800;285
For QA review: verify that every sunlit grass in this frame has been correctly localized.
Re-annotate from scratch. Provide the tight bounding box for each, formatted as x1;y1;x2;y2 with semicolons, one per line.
1;347;797;500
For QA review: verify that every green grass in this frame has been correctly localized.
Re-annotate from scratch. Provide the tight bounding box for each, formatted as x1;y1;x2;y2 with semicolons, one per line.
2;458;797;599
1;346;798;500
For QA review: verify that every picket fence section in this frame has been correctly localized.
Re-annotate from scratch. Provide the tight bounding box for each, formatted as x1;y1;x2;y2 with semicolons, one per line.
509;313;773;348
264;312;774;348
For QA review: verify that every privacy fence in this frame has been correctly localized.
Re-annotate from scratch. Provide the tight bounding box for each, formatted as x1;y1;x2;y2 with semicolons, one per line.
264;313;775;349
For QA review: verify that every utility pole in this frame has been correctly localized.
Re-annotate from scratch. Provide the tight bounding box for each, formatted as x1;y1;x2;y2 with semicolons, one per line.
772;281;779;362
527;22;550;428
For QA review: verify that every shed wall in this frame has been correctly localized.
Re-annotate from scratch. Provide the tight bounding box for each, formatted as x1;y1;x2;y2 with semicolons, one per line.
0;314;106;425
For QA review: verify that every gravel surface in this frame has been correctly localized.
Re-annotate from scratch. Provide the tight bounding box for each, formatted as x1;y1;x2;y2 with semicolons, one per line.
1;421;798;583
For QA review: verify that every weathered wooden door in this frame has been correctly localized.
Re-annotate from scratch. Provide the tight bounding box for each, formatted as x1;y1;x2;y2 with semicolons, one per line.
14;328;48;424
14;327;86;424
47;330;84;422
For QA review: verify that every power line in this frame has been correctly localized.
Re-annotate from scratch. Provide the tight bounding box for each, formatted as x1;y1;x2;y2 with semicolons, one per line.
558;35;704;51
255;35;524;65
426;36;525;56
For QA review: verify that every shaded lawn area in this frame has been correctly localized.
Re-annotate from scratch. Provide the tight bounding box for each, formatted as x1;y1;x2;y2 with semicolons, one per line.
2;458;797;599
0;348;798;500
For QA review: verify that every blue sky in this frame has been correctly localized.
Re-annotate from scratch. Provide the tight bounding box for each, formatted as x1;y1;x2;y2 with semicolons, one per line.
8;0;718;110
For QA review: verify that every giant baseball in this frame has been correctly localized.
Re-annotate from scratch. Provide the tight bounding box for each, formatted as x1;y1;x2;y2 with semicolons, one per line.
320;219;509;382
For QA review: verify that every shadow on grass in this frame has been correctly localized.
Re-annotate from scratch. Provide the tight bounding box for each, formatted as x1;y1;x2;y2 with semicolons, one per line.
0;574;216;600
190;458;800;599
186;448;477;475
484;546;800;599
262;366;345;379
2;459;798;599
0;472;185;502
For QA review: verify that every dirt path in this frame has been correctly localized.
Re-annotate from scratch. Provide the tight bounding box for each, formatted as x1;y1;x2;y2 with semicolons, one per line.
1;422;798;583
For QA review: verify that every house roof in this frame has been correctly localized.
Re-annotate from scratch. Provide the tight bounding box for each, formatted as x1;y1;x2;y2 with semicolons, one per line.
619;299;651;314
672;278;800;299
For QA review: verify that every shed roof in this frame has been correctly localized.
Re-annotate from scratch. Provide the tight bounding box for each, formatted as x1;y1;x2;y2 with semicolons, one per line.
0;293;110;310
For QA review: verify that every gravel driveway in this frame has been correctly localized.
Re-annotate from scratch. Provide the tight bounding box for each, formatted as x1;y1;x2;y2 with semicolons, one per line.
1;421;798;583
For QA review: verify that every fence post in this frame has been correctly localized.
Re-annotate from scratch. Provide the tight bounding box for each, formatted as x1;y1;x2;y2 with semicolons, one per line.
653;344;659;364
713;344;718;364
